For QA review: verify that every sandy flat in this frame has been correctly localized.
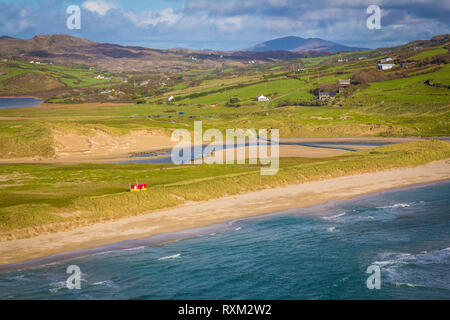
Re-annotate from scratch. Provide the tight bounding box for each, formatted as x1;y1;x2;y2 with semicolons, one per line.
0;159;449;267
0;129;177;164
202;144;350;163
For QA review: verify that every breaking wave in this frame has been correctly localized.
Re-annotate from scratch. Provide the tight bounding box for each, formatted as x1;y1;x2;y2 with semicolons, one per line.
372;247;450;290
158;254;181;261
376;203;412;209
322;212;347;220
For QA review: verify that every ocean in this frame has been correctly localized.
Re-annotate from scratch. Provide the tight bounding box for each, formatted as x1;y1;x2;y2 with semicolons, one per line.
0;181;449;300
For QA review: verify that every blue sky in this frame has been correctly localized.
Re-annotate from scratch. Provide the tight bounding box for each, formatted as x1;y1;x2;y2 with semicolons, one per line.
0;0;449;50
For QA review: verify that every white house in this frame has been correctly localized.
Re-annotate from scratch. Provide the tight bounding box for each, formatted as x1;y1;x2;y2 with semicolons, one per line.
338;79;351;86
168;96;174;102
380;57;393;63
256;95;270;102
377;63;395;70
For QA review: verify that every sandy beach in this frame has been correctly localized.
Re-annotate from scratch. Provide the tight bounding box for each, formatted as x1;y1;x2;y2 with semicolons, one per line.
0;159;449;268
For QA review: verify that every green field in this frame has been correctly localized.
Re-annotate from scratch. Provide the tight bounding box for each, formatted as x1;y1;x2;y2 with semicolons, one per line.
0;60;122;93
409;47;448;60
177;78;313;105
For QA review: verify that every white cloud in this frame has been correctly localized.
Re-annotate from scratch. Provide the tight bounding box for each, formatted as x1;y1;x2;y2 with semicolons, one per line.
82;0;117;16
215;16;244;33
125;8;183;27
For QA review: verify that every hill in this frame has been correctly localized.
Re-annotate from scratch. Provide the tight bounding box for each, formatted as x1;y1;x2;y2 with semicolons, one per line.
249;36;367;53
0;72;64;94
0;34;319;73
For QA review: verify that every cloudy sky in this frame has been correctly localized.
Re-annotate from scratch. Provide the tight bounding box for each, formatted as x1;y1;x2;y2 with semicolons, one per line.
0;0;449;50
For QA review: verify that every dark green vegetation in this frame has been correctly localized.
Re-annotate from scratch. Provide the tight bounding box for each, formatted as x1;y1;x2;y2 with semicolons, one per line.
0;140;449;240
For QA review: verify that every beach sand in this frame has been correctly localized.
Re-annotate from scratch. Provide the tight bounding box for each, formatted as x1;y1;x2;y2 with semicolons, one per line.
0;159;449;267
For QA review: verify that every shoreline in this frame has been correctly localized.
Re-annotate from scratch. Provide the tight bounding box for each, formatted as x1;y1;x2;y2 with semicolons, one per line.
0;159;449;271
0;95;45;100
0;97;131;109
1;179;448;274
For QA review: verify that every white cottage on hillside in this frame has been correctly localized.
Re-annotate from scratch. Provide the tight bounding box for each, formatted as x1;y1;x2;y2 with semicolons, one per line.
380;57;393;63
256;95;270;102
338;79;351;86
377;63;395;70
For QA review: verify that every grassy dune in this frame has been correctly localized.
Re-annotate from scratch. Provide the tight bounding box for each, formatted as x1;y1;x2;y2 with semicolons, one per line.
0;121;55;159
0;140;449;240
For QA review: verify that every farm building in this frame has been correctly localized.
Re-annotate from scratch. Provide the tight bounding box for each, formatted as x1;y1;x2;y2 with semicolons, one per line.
130;184;147;192
338;79;351;86
139;80;150;86
377;63;395;70
318;91;336;100
256;95;270;102
379;57;393;63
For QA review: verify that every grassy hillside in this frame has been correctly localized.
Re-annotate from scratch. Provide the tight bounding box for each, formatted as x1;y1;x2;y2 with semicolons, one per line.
409;47;448;60
0;72;64;94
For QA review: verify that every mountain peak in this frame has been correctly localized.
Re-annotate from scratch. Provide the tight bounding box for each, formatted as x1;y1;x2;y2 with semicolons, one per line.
248;36;367;53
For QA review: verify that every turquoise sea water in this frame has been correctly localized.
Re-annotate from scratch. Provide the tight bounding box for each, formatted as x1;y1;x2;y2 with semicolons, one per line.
0;181;449;300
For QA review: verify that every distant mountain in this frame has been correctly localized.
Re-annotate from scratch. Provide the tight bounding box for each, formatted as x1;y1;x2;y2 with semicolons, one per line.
0;34;329;73
248;36;367;53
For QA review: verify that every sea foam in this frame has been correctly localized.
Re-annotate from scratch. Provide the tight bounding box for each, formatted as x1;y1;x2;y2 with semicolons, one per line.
158;254;181;261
